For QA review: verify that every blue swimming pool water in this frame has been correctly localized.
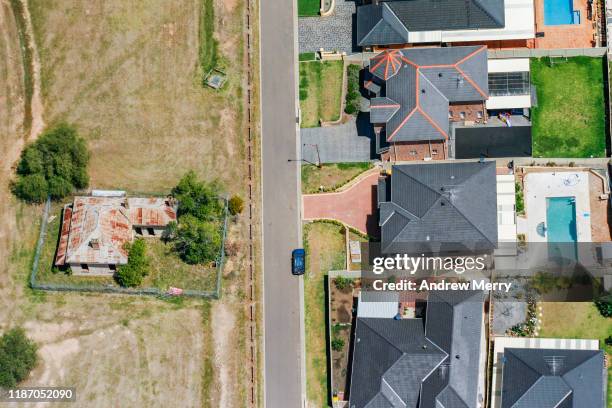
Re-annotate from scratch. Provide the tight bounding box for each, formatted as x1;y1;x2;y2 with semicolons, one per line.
544;0;576;25
546;196;578;261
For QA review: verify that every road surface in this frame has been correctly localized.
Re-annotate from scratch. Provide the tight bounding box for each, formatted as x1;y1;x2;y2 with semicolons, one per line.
259;0;305;407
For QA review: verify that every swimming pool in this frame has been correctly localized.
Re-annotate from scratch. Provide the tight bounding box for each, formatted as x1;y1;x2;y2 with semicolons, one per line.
544;0;579;25
546;196;578;261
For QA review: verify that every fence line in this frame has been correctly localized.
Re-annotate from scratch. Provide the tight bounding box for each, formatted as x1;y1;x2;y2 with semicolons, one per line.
29;196;229;299
488;47;607;58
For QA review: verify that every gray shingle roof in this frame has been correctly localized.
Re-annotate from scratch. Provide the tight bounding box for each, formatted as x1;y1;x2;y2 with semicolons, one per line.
357;0;505;47
378;162;498;254
349;291;484;408
501;348;605;408
368;47;488;143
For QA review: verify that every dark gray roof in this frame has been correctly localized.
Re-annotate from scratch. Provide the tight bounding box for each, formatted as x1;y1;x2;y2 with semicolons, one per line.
349;291;484;408
357;0;505;47
368;47;488;143
378;161;498;254
501;348;605;408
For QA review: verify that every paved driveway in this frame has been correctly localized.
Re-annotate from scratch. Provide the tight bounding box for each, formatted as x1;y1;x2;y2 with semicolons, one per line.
301;115;374;164
298;0;356;53
303;170;380;235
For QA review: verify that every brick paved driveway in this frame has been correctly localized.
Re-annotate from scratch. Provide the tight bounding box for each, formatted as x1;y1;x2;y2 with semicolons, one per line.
302;170;380;236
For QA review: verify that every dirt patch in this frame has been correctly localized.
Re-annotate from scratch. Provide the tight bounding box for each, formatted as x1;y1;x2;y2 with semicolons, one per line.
588;172;611;241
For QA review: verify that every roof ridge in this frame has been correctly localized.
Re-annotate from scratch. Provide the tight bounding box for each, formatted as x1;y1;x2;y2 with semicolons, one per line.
471;0;505;27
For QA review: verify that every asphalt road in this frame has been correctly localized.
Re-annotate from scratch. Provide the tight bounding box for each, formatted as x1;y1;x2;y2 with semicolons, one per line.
259;0;305;407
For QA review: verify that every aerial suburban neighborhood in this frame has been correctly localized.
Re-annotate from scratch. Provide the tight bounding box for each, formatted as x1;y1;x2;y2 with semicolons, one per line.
0;0;611;407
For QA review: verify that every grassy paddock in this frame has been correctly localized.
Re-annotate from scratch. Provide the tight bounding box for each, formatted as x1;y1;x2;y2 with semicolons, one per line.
531;57;606;158
300;61;344;127
199;0;218;78
304;221;346;408
302;162;372;194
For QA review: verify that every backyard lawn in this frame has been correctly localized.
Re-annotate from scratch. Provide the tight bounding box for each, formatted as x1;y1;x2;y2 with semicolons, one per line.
304;221;347;408
531;57;606;158
538;302;612;406
298;0;320;16
300;61;344;127
302;162;372;194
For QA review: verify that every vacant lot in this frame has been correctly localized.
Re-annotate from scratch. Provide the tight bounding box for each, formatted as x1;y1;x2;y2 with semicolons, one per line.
304;221;346;408
531;57;606;158
300;61;344;128
0;0;250;407
302;162;372;194
538;302;612;406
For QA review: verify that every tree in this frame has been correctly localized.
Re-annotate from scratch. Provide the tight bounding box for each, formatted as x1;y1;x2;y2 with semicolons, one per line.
115;239;149;287
171;171;223;221
594;300;612;318
0;328;38;388
605;336;612;346
331;338;345;352
12;123;89;203
228;195;244;216
173;215;222;264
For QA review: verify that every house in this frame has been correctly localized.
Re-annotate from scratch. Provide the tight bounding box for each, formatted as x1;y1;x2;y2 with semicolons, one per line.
356;0;535;49
366;46;490;161
378;161;498;254
491;337;606;408
349;290;485;408
54;194;177;276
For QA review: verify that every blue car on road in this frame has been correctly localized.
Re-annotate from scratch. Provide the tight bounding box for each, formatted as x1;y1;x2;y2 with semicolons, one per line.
291;249;305;275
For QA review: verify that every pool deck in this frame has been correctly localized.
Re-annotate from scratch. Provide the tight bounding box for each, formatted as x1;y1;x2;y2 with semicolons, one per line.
523;171;592;243
534;0;598;48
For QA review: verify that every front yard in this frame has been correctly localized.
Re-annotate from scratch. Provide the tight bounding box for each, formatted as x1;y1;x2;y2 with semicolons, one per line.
531;57;606;158
299;60;344;127
538;302;612;406
298;0;320;16
304;221;347;408
302;162;372;194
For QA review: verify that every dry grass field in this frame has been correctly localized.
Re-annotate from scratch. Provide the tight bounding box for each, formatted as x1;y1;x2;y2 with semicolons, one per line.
0;0;252;406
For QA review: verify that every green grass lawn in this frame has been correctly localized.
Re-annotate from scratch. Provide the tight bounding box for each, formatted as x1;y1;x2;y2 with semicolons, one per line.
303;222;347;408
298;0;320;16
300;61;344;127
302;162;372;194
538;302;612;406
531;57;606;158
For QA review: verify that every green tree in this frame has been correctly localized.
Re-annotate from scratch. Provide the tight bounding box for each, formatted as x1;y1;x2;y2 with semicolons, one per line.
0;328;38;388
13;123;89;203
331;338;345;352
172;171;222;220
115;239;149;287
594;300;612;318
173;215;222;264
228;195;244;216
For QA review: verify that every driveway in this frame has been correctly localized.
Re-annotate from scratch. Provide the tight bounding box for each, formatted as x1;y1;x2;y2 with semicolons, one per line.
301;115;374;164
298;0;356;53
303;170;380;235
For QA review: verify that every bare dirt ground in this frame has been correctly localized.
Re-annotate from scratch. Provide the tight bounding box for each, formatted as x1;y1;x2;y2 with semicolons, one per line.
0;0;253;406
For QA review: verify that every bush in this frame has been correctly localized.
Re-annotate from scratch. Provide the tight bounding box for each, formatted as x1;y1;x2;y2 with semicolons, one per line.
515;182;525;214
173;215;222;264
115;239;149;287
594;300;612;318
228;195;244;216
334;276;353;290
12;123;89;203
605;335;612;346
344;64;361;115
0;328;38;388
331;338;345;352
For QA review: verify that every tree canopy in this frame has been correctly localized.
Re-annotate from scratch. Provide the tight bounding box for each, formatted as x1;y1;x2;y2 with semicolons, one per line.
12;123;89;203
0;328;38;388
171;171;223;220
115;239;149;287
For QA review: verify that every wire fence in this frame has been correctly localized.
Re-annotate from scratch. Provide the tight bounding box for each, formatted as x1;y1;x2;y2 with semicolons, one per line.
29;196;230;299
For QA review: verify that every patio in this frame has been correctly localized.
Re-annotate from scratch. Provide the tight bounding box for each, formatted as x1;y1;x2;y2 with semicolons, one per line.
534;0;599;48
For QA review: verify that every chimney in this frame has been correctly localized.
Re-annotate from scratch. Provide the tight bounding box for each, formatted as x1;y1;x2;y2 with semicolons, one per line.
123;198;130;209
90;239;100;250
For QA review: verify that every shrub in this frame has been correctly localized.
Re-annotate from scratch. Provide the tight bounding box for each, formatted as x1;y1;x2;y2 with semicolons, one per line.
12;123;89;203
605;335;612;346
515;182;525;214
594;300;612;318
0;328;38;388
115;239;149;287
334;276;353;290
344;64;361;115
331;338;345;352
228;195;244;216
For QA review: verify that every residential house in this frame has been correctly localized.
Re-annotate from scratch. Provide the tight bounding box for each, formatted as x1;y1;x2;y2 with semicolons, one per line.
491;337;606;407
349;290;486;408
54;194;177;276
377;161;498;254
366;46;490;161
356;0;535;50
